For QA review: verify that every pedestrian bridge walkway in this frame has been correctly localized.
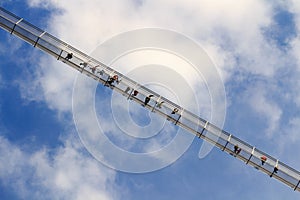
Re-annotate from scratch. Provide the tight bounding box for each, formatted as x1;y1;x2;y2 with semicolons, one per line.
1;6;299;192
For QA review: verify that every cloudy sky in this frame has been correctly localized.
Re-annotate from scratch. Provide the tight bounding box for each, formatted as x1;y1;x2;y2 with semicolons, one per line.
1;0;300;199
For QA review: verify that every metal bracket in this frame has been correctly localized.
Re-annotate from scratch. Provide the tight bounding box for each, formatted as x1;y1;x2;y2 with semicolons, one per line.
10;18;23;34
295;180;300;191
198;121;208;138
246;147;256;164
175;109;184;125
33;31;46;47
222;134;231;151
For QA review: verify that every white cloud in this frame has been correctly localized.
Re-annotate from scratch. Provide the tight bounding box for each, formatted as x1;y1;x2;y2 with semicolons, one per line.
284;1;300;108
23;0;289;125
11;0;300;196
0;35;24;57
284;117;300;143
22;0;299;169
246;83;282;137
22;0;277;126
0;135;118;200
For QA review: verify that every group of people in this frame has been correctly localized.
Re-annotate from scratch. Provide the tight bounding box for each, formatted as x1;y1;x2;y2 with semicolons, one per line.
79;59;120;87
233;144;278;176
65;52;110;81
124;88;178;116
143;94;179;116
106;75;119;86
64;52;174;115
66;51;281;179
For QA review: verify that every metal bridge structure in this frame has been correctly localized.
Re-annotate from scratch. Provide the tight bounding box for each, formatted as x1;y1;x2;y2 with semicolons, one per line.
0;7;300;192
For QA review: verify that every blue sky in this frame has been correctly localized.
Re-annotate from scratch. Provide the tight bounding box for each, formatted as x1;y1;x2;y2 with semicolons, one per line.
1;0;300;199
